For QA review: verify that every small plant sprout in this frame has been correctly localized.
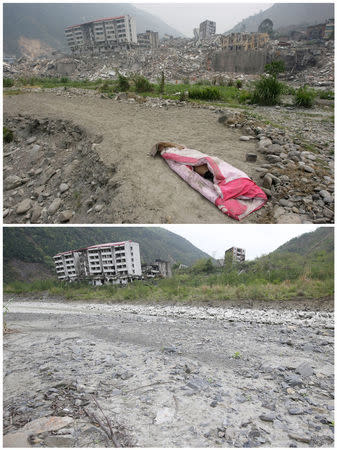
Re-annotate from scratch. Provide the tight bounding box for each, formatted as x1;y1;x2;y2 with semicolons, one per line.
233;351;241;359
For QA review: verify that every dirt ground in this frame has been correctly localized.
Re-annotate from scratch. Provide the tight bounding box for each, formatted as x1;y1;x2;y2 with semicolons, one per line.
3;299;334;447
4;91;267;224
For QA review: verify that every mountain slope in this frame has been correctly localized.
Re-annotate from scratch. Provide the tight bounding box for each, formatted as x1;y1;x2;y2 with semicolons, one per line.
250;227;334;282
3;227;210;282
228;3;334;33
4;3;183;56
272;227;334;257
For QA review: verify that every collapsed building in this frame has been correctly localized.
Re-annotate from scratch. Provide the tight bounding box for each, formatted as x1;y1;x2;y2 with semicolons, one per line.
142;260;172;279
64;15;137;54
53;241;172;285
212;28;331;74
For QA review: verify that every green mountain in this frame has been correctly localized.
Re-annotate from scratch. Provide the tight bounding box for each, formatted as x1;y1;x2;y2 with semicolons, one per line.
274;227;334;257
4;3;184;56
228;3;334;33
249;227;334;282
3;227;210;282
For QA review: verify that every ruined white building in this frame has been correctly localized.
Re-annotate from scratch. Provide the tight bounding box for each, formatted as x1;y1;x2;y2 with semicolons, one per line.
137;30;159;48
199;20;216;40
224;247;246;265
53;241;141;285
65;15;137;53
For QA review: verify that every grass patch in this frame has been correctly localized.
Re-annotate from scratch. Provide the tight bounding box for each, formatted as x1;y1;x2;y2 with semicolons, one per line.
3;78;14;87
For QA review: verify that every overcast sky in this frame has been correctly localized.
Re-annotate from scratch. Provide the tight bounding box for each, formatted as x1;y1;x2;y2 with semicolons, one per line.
160;224;322;260
136;2;272;37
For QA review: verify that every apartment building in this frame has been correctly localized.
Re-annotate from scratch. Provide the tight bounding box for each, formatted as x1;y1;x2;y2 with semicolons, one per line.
199;20;216;40
224;247;246;266
65;15;137;53
137;30;159;49
53;241;141;285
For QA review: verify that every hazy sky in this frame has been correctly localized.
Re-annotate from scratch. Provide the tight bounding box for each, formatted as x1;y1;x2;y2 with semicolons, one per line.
136;2;272;36
160;224;322;260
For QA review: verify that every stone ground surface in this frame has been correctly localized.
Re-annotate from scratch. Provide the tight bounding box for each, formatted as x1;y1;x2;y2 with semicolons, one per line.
4;89;334;224
3;298;334;448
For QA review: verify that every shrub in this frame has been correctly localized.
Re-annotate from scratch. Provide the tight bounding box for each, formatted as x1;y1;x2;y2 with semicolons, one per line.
295;86;316;108
158;71;165;94
3;78;14;87
318;90;334;100
227;79;234;87
236;79;243;89
265;60;285;77
188;86;222;101
133;74;153;93
60;76;69;83
251;75;283;106
116;72;130;92
3;127;14;143
182;77;190;85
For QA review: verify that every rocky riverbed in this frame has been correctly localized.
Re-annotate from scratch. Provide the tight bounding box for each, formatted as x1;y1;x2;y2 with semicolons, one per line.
3;298;334;447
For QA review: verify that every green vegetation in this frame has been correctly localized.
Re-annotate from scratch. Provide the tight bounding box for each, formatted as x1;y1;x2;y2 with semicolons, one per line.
251;75;284;105
236;79;243;89
4;228;334;302
116;72;130;92
158;71;165;94
232;351;242;359
265;60;285;77
3;127;14;143
3;78;14;87
133;74;153;93
188;86;222;101
295;86;316;108
317;90;334;100
251;60;286;106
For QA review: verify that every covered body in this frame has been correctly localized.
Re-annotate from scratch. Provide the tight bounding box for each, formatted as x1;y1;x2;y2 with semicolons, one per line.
151;142;267;221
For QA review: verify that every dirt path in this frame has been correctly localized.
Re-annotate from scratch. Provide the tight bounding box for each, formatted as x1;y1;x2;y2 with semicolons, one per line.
4;300;334;447
4;91;266;223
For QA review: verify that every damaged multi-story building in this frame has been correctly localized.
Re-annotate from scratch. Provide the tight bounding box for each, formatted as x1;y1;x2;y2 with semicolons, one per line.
53;241;142;286
224;247;246;266
199;20;216;40
64;15;137;53
137;30;159;49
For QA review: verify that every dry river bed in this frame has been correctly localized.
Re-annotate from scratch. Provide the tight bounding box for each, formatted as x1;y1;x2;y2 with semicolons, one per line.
3;299;334;447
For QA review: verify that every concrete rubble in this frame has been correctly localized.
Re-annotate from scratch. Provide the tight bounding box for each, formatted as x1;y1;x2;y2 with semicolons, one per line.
4;38;334;89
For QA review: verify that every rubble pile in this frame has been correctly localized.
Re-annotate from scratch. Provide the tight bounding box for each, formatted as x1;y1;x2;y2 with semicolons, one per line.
3;116;117;224
219;110;334;223
284;42;334;87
